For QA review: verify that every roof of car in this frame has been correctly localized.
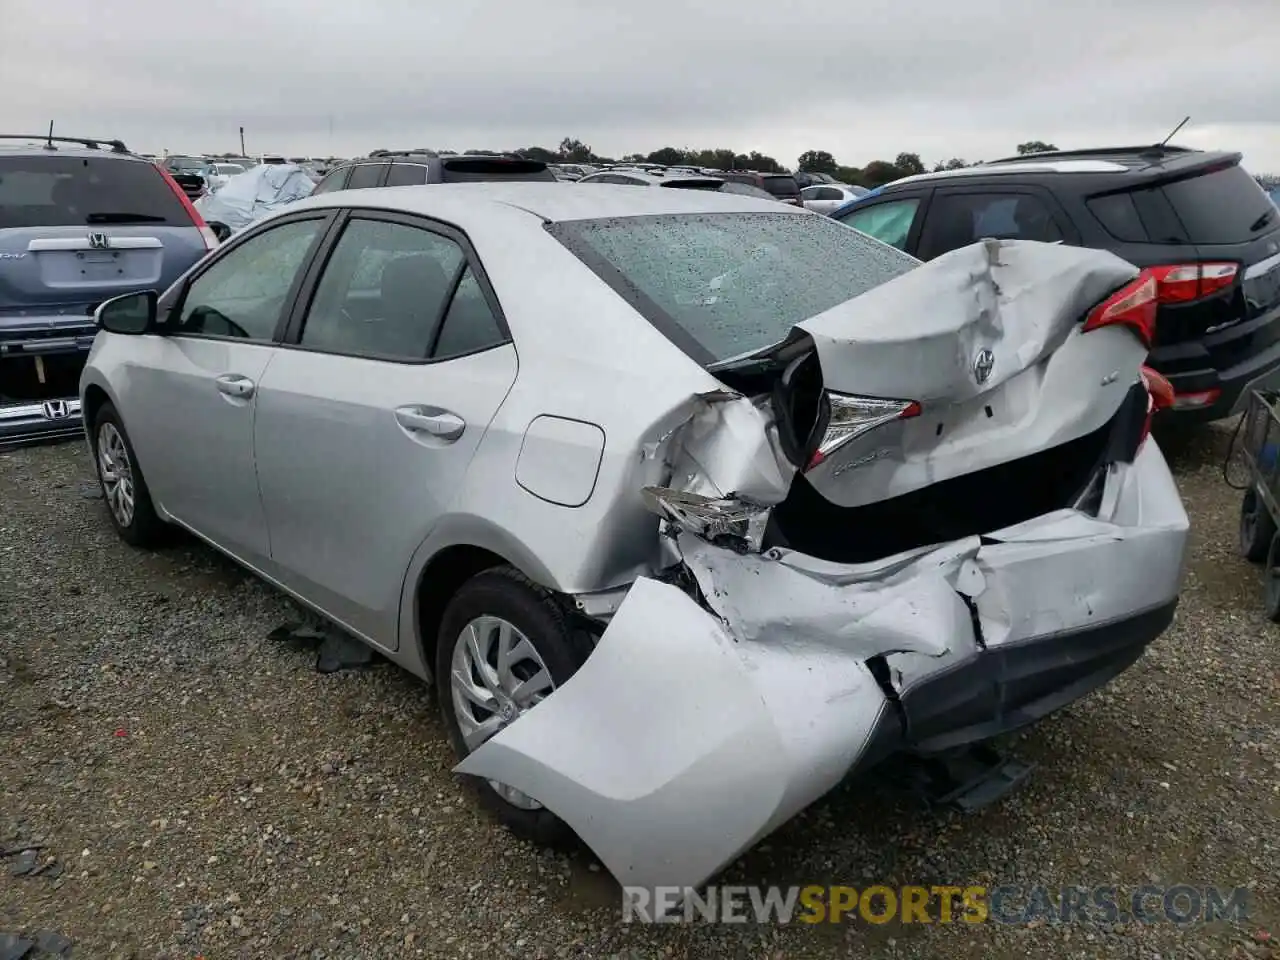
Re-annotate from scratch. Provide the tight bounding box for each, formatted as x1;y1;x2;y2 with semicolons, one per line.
290;181;796;224
0;142;146;160
879;146;1240;190
585;168;723;186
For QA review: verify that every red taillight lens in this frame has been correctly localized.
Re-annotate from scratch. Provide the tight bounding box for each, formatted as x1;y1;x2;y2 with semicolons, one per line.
805;396;921;471
1083;272;1159;348
1137;366;1176;450
155;166;217;249
1147;262;1238;304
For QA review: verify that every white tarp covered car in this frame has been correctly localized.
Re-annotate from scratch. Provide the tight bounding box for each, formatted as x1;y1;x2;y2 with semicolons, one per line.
193;162;314;234
80;185;1188;904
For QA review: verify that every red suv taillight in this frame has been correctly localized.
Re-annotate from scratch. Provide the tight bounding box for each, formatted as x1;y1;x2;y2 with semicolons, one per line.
1146;262;1238;304
1082;271;1159;348
155;166;218;250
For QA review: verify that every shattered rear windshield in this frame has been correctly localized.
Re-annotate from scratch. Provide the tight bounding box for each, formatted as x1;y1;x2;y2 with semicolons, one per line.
549;212;918;364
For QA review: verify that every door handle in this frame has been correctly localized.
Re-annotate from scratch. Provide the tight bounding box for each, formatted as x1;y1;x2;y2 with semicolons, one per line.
215;374;255;399
394;405;466;442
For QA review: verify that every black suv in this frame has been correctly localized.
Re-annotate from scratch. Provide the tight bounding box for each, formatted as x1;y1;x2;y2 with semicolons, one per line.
311;150;556;194
831;146;1280;422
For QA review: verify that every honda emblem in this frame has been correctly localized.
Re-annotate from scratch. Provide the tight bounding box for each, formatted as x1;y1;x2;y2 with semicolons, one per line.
41;399;70;420
973;348;995;385
88;233;110;249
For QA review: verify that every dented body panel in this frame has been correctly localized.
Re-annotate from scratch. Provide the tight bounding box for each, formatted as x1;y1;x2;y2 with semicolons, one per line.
459;438;1189;891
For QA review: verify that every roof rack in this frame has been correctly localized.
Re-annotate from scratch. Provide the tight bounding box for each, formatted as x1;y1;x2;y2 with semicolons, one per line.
367;148;440;158
984;144;1197;165
0;133;130;153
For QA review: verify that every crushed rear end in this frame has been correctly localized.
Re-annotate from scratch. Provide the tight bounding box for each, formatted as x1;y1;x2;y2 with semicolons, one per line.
458;238;1189;894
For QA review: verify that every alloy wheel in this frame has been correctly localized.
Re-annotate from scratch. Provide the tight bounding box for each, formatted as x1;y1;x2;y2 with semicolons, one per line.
97;422;136;528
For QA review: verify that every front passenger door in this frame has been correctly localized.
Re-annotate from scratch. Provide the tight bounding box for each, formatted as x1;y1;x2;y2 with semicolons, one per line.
252;212;519;648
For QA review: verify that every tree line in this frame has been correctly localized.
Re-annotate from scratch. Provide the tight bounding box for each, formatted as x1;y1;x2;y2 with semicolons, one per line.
456;138;1063;188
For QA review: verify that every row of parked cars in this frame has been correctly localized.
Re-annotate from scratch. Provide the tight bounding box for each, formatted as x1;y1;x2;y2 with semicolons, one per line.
6;126;1280;898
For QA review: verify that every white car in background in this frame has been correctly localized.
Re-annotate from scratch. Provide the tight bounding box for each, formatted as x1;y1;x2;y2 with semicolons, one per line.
80;183;1187;896
802;183;869;214
206;162;247;191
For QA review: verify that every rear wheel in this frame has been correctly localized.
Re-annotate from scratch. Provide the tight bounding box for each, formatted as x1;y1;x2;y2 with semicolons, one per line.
435;567;592;846
1265;533;1280;623
1239;488;1276;563
92;402;167;547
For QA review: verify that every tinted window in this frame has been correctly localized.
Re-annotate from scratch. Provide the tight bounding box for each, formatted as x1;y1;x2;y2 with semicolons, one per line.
839;198;921;251
386;163;428;187
919;192;1063;258
719;181;774;199
310;166;350;195
1161;165;1277;244
1088;192;1149;242
551;212;917;365
176;219;323;339
762;176;800;199
439;157;555;183
432;267;505;359
345;163;386;189
299;218;465;359
0;156;190;229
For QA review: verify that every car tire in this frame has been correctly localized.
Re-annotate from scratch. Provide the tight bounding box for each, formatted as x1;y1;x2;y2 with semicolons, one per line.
92;402;168;548
435;566;594;847
1239;487;1276;563
1265;532;1280;623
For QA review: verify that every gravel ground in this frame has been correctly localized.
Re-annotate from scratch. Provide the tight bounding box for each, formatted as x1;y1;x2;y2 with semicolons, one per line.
1;424;1276;959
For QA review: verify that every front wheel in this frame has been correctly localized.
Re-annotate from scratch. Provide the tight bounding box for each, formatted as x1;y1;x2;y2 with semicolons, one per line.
435;567;592;846
92;402;168;547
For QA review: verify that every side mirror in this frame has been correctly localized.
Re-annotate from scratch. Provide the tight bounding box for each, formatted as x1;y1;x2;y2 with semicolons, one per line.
209;222;232;243
95;290;157;334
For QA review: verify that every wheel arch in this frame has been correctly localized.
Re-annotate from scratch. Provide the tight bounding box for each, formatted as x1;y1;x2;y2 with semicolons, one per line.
402;518;563;682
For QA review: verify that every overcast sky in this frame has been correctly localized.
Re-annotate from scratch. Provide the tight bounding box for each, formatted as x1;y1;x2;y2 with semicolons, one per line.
4;0;1279;172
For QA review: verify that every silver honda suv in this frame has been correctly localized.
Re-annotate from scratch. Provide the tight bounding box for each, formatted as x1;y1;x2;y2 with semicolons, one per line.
0;134;216;445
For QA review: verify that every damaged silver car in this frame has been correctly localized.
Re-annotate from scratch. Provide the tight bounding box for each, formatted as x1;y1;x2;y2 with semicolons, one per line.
79;183;1188;894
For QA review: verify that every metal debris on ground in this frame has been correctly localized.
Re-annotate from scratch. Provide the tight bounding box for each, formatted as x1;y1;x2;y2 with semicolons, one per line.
266;622;378;674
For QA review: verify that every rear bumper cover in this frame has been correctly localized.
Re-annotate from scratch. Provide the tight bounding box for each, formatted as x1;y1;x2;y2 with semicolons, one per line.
1151;302;1280;422
456;441;1189;893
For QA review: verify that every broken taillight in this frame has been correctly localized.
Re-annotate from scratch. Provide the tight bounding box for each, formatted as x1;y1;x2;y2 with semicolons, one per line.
1082;272;1159;348
805;395;921;471
1138;365;1175;449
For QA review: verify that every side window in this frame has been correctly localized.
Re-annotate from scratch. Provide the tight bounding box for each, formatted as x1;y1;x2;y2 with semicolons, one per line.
298;218;465;359
345;163;386;189
386;162;428;187
838;198;921;251
311;166;350;195
919;192;1064;259
431;267;506;359
176;218;323;339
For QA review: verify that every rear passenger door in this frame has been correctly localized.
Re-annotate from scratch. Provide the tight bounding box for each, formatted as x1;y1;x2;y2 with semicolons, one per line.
916;186;1076;260
251;210;518;649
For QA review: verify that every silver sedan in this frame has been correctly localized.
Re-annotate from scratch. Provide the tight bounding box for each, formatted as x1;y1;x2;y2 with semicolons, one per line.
80;182;1188;897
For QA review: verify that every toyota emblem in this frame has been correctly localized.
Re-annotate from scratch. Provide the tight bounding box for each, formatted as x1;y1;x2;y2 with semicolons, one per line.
973;348;995;385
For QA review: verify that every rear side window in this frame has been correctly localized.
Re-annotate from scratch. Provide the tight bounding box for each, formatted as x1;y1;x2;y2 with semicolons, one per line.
1160;164;1276;244
762;176;800;199
1087;192;1149;242
0;156;189;228
917;192;1063;259
550;212;918;365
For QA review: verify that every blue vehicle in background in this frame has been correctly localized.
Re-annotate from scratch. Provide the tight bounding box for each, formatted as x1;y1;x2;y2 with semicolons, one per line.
0;134;216;445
